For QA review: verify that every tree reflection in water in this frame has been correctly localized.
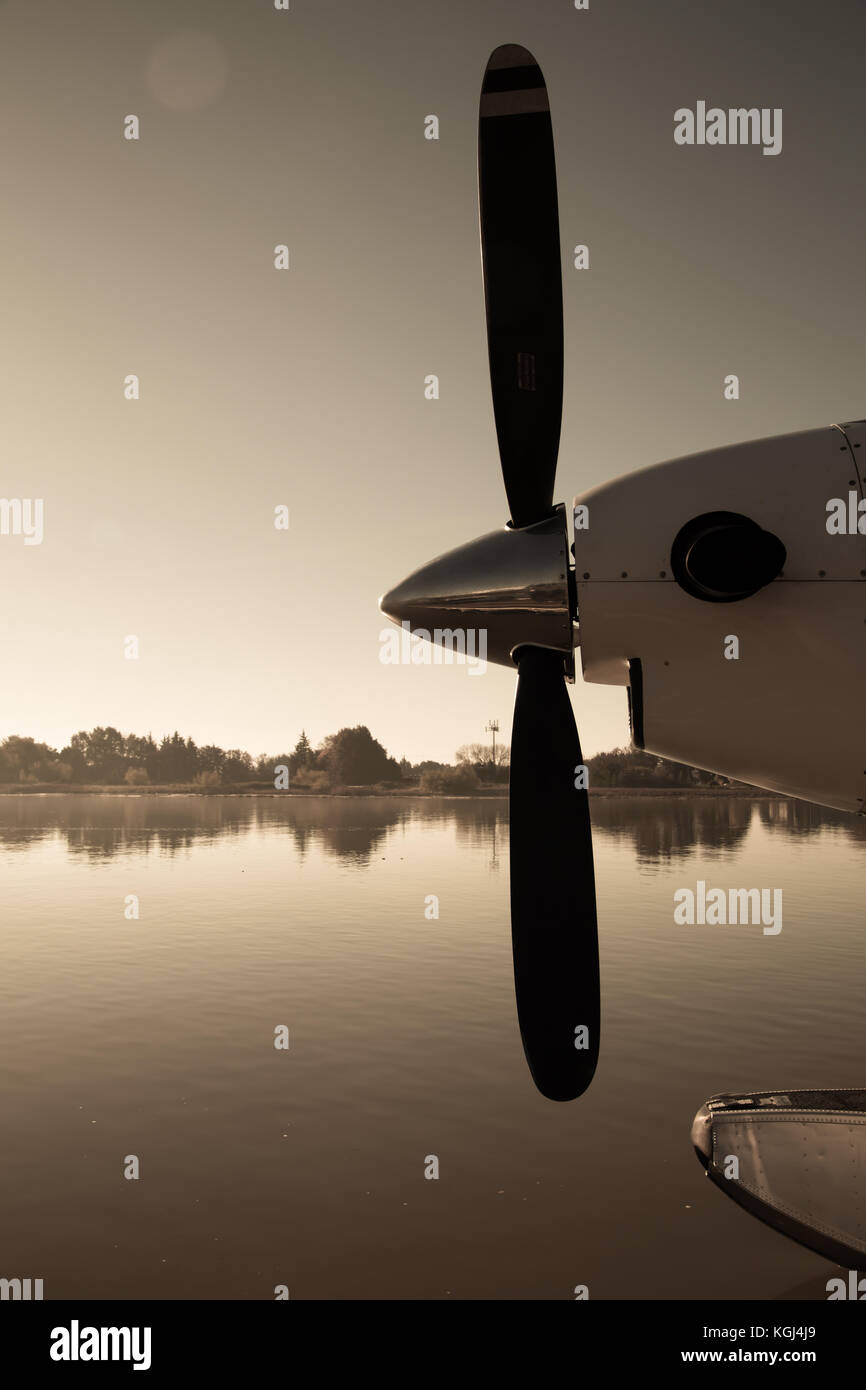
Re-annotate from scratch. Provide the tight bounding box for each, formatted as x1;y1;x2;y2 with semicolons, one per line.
0;792;861;866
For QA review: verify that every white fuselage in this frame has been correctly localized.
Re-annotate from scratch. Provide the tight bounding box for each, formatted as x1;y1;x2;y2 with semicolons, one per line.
574;422;866;814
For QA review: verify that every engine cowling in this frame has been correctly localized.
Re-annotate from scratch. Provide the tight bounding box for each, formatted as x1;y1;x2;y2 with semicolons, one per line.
573;423;866;813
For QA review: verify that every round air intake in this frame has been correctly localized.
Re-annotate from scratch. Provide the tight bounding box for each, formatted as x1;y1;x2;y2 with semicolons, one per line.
671;511;786;603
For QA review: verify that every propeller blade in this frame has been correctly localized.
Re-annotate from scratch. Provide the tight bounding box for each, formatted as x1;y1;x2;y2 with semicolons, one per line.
479;47;596;1100
509;646;599;1100
479;44;564;529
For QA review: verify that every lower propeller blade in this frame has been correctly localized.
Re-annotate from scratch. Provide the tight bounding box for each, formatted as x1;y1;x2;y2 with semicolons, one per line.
509;646;599;1100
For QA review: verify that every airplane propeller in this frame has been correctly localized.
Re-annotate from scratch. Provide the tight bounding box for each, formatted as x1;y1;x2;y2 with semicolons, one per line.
381;44;599;1101
479;44;598;1101
382;43;864;1099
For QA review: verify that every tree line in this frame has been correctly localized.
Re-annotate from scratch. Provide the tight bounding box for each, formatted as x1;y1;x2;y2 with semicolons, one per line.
584;747;738;788
0;727;399;789
0;728;737;790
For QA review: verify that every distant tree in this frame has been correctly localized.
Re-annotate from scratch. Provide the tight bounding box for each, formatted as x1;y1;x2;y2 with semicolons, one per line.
123;733;157;769
456;741;509;783
456;741;509;767
254;751;296;782
421;765;480;794
156;732;199;783
124;767;149;786
290;730;315;773
197;745;227;777
585;746;729;788
291;766;330;792
221;750;254;783
319;726;400;786
0;736;62;783
69;726;127;782
59;742;87;781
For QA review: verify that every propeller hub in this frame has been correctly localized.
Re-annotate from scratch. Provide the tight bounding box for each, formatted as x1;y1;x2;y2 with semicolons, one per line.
379;503;575;670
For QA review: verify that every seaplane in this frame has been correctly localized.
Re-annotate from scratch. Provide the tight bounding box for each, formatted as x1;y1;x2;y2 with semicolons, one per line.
379;44;866;1104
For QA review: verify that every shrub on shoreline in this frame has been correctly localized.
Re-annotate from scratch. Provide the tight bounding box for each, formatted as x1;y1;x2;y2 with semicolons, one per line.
419;765;480;794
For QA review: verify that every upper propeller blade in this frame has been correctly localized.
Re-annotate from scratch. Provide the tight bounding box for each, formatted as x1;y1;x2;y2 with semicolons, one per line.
479;44;564;529
509;646;600;1100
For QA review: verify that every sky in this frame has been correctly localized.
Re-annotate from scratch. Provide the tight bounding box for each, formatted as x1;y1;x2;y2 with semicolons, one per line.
1;0;864;765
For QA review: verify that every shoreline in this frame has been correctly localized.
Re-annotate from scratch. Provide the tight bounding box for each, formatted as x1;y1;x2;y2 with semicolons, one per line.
0;784;790;799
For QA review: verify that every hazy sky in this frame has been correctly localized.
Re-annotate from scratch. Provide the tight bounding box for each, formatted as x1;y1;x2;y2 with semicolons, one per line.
1;0;864;764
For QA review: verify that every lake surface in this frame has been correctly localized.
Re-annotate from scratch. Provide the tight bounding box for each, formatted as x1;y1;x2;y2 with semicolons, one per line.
0;792;864;1300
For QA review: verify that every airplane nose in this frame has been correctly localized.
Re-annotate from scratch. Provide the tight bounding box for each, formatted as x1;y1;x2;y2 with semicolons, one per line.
378;582;404;625
377;569;432;628
377;509;575;670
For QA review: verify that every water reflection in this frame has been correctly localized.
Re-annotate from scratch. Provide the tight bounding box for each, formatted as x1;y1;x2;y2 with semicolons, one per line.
0;792;861;865
755;796;866;838
0;794;408;863
0;789;864;1300
591;795;753;862
590;794;865;863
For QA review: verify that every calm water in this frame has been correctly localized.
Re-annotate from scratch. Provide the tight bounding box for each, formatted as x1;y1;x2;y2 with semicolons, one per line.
0;792;864;1301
